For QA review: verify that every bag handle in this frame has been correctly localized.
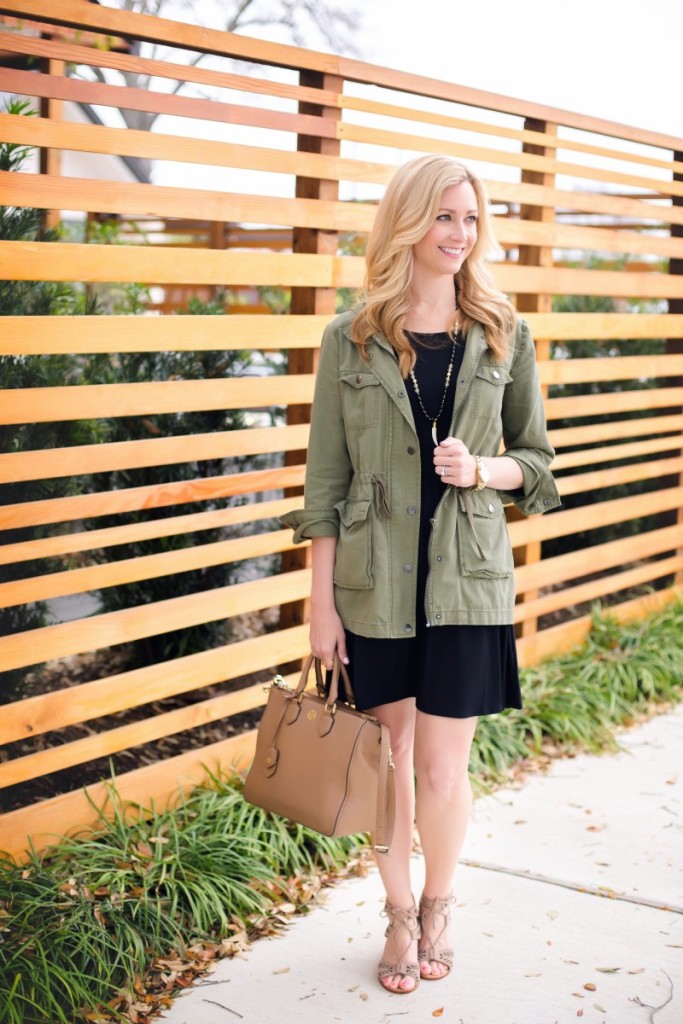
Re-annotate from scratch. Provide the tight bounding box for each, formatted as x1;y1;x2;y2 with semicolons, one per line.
296;652;355;706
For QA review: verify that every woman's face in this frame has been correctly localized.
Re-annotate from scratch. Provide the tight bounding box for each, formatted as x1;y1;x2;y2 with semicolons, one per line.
412;180;479;279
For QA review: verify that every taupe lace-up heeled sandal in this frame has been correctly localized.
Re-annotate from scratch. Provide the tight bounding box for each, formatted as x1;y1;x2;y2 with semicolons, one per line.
377;899;421;993
418;892;456;980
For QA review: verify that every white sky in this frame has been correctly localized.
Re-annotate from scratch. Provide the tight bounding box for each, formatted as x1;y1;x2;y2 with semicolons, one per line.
285;0;682;141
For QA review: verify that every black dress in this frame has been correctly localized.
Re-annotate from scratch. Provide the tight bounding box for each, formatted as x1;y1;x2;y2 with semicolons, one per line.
341;331;523;718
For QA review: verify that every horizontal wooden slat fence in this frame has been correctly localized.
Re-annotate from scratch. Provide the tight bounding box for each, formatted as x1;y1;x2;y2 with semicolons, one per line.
0;0;681;860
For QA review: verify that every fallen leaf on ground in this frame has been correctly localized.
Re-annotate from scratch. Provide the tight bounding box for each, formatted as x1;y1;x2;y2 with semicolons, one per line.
525;971;542;977
547;910;559;920
596;967;620;973
584;982;597;991
594;1004;607;1012
628;968;645;974
273;967;290;975
432;1009;444;1018
359;992;368;1001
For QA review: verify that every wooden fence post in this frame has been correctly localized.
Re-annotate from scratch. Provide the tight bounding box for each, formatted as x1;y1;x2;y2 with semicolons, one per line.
668;149;683;586
513;118;557;638
39;41;63;231
278;71;342;654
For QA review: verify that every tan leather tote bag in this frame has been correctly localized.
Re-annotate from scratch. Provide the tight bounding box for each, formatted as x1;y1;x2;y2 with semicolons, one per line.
243;653;395;852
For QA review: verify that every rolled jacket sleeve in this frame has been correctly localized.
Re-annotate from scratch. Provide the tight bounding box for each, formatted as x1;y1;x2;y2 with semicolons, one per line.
279;321;354;543
499;319;562;516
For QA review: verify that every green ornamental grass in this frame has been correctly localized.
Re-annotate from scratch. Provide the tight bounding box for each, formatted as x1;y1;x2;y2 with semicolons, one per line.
1;600;681;1023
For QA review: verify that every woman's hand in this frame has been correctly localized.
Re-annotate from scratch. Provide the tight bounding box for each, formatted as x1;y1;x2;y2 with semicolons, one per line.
433;436;477;487
309;600;349;670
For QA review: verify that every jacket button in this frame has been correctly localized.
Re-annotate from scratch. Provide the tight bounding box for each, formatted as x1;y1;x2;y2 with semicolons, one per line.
397;390;405;398
492;369;500;379
407;505;416;515
543;498;551;505
488;503;494;513
356;374;362;384
436;555;442;562
407;446;416;455
403;563;413;573
429;517;436;526
435;613;442;620
404;623;413;633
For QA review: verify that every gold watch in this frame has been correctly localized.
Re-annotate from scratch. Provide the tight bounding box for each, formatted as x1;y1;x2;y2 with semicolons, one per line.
473;455;490;491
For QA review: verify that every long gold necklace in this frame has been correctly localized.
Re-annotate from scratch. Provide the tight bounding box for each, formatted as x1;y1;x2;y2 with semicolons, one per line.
408;331;457;446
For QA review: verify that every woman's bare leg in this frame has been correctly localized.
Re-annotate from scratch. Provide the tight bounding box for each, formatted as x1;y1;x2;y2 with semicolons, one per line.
413;711;479;978
367;698;418;993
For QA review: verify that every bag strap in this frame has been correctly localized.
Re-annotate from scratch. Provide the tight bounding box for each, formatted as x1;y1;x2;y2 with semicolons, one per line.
374;722;395;853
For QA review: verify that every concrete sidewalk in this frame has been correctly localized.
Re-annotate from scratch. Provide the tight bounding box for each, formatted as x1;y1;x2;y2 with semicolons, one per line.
161;706;683;1024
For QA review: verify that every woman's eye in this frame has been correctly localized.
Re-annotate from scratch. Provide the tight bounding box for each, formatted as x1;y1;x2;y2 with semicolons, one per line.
437;213;450;221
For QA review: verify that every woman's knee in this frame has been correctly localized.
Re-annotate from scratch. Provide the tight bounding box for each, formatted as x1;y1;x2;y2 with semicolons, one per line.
415;755;471;801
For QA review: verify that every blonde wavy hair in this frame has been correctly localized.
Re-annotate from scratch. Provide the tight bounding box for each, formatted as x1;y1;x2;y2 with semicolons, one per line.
351;154;516;377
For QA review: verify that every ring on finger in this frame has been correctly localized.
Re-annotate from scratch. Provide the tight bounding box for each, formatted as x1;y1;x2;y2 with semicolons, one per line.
441;465;448;477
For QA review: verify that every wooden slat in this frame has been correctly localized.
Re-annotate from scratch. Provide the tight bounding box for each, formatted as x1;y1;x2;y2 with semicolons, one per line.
515;525;683;595
538;354;683;385
551;434;683;471
0;112;391;190
0;529;302;608
0;425;312;484
494;265;683;301
0;377;316;426
507;486;683;548
0;463;306;531
0;172;376;234
532;312;681;343
0;568;312;673
548;414;683;449
555;456;683;498
516;586;680;668
0;313;329;355
0;625;309;745
3;2;682;153
337;122;683;200
494;216;683;261
6;241;683;299
0;496;303;566
0;242;364;287
2;313;682;356
514;555;683;624
546;387;683;420
0;68;337;140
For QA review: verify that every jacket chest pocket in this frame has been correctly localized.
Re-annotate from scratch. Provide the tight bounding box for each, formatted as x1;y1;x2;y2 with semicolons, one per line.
333;498;374;590
457;494;514;579
470;364;512;420
339;371;381;430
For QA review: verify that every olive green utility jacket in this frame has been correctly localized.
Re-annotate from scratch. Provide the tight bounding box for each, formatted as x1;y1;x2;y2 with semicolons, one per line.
281;309;561;637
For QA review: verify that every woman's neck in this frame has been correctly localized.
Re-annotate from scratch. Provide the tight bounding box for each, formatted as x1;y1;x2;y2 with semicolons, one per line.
405;274;457;333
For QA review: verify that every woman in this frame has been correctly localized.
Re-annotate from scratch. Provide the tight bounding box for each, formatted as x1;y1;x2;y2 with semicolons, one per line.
281;154;561;993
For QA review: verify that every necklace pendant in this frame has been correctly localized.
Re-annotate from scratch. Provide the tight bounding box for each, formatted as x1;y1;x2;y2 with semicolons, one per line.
431;420;438;447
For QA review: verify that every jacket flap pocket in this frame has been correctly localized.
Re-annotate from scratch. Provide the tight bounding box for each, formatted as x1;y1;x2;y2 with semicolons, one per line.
475;364;512;386
457;491;504;518
339;371;381;389
334;498;372;527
